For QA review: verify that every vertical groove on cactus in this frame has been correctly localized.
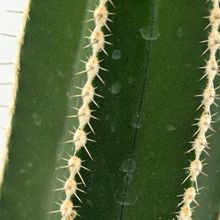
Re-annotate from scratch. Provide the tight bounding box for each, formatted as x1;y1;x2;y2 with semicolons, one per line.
0;0;31;189
119;0;159;218
175;0;220;219
48;1;114;219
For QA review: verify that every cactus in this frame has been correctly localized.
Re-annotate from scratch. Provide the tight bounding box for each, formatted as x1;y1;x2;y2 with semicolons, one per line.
0;0;220;220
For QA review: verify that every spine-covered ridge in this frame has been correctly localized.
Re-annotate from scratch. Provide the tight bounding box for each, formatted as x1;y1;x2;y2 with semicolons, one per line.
0;0;31;189
50;1;114;219
175;0;220;219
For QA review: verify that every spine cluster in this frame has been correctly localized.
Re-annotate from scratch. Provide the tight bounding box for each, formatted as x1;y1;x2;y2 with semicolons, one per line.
0;0;31;188
176;0;220;219
50;1;114;219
